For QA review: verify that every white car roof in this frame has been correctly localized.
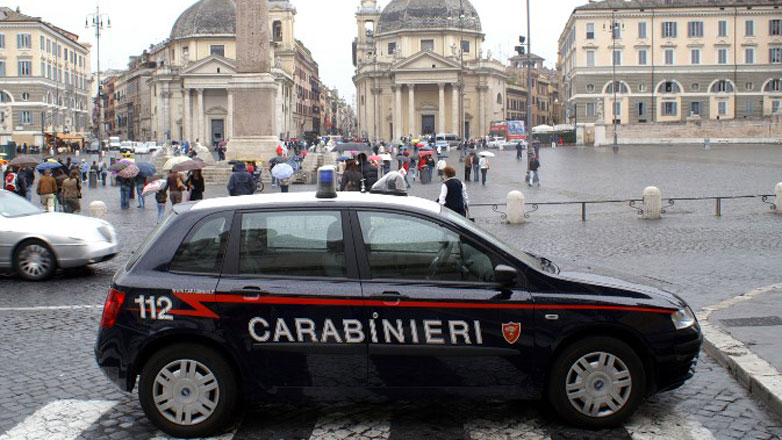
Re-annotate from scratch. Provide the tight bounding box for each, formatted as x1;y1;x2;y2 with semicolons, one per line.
191;192;442;214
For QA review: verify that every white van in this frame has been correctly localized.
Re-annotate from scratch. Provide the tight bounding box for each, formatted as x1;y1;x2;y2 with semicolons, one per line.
108;137;121;151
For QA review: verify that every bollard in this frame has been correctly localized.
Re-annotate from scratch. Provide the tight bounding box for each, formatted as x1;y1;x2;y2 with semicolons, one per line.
89;201;108;220
506;190;526;224
776;182;782;214
88;170;98;188
642;186;662;220
704;138;711;150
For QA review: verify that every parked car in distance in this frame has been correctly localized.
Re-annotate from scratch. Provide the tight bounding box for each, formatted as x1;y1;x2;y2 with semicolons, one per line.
85;141;102;154
0;190;119;281
486;137;505;149
109;137;122;151
501;139;527;151
119;141;135;154
436;133;460;148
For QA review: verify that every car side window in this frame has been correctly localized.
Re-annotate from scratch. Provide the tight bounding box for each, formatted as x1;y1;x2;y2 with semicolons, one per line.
239;210;346;278
169;214;231;274
357;211;500;282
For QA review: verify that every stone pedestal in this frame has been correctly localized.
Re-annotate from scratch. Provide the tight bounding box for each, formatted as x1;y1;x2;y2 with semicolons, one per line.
225;73;279;161
594;123;608;146
506;191;526;224
642;186;662;220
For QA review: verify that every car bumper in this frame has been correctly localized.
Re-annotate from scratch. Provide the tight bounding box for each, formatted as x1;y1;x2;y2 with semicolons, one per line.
55;241;120;269
653;326;703;392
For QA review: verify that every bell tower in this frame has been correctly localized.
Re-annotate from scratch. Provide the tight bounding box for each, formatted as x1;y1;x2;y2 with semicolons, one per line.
353;0;380;66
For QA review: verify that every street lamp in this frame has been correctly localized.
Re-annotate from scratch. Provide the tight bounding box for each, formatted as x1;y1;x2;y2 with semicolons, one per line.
86;3;110;156
606;11;623;153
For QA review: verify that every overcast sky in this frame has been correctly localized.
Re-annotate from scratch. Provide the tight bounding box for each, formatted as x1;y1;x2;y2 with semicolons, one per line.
15;0;585;103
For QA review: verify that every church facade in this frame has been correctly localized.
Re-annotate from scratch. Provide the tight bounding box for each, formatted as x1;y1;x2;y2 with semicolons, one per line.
146;0;318;146
352;0;507;143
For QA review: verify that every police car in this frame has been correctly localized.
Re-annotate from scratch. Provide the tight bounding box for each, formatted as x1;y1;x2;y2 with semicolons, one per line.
95;169;701;438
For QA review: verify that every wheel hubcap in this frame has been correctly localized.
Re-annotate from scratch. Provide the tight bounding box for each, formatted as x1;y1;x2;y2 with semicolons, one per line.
565;351;632;418
153;359;220;426
18;245;52;278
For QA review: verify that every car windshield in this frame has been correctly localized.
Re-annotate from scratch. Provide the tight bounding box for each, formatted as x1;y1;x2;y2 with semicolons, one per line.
440;207;541;270
0;191;42;218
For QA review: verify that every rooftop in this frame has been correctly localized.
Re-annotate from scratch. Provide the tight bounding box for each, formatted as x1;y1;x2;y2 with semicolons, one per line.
377;0;482;34
191;192;441;214
575;0;782;10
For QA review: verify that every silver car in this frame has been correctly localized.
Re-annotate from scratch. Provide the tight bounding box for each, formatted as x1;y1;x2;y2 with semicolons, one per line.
0;190;119;281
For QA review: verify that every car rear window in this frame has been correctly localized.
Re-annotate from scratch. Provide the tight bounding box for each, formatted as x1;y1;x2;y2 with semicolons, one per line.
125;214;176;271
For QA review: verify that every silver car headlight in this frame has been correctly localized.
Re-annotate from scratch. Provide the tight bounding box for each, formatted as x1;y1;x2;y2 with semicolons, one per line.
671;307;697;330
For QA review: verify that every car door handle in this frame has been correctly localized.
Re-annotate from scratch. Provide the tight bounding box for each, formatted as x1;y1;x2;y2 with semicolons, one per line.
371;291;409;300
231;286;268;299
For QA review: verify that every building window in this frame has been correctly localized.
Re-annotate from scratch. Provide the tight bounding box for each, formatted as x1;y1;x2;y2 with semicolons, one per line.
745;47;755;64
691;48;701;64
0;60;5;77
712;80;734;93
745;82;754;91
420;39;434;52
21;111;32;124
16;33;31;49
766;79;781;92
692;83;700;92
664;49;674;65
691;101;702;116
638;22;647;39
612;50;622;66
388;42;396;55
718;48;729;65
40;35;45;50
46;39;50;53
718;101;728;116
586;83;595;93
606;81;629;94
718;20;729;37
47;64;51;79
772;20;782;36
183;46;189;59
688;21;704;38
639;83;647;92
662;101;678;116
21;92;29;101
746;20;755;37
612;22;622;39
0;34;4;48
586;23;595;39
613;101;621;117
586;102;596;117
210;45;225;57
17;60;31;76
660;81;681;94
638;49;648;65
461;40;471;54
662;22;677;38
773;100;781;114
638;102;646;116
745;101;754;116
586;50;595;67
273;20;283;42
770;48;782;64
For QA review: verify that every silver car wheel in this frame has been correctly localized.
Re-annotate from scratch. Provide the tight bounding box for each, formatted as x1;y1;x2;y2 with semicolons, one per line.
17;244;53;279
565;351;632;418
153;359;220;426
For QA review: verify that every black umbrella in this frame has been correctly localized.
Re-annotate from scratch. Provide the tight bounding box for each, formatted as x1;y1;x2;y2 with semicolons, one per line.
333;142;372;153
9;155;40;167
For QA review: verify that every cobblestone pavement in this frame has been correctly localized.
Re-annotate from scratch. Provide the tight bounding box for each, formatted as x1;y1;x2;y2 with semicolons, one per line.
1;145;781;439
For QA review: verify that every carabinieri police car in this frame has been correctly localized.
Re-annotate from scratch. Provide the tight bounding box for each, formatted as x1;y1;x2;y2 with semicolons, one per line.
95;169;702;438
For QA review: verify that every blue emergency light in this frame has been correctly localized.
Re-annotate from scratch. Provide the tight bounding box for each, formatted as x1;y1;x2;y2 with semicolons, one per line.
316;165;338;199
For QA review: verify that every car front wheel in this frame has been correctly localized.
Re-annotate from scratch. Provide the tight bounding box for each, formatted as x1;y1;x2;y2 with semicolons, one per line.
139;343;238;438
548;336;646;429
14;240;56;281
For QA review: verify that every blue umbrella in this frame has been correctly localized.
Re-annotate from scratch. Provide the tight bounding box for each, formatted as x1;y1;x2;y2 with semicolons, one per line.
136;162;157;178
36;162;63;172
336;155;352;161
438;154;449;159
420;146;434;151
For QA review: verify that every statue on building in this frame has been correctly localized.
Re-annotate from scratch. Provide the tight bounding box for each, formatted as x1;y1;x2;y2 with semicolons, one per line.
0;107;11;132
596;99;605;123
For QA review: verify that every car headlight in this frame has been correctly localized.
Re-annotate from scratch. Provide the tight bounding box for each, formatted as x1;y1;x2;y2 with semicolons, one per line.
671;307;697;330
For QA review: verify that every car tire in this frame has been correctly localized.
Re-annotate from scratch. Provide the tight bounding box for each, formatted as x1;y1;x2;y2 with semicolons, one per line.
139;343;238;439
547;336;645;429
14;240;56;281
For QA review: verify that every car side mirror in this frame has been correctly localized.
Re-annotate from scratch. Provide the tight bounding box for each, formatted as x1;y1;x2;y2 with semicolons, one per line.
494;264;518;287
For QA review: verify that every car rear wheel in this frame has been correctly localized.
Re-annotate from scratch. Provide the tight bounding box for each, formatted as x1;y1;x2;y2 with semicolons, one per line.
14;240;56;281
139;343;238;438
548;336;645;429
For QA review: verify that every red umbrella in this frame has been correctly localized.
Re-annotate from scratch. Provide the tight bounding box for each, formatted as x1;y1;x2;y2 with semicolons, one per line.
419;150;435;156
368;155;382;161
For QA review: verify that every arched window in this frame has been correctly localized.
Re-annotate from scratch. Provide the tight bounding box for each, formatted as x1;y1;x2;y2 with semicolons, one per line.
710;80;734;93
364;21;374;37
0;91;11;103
273;21;283;42
765;79;781;92
496;93;502;104
657;81;681;94
605;81;629;94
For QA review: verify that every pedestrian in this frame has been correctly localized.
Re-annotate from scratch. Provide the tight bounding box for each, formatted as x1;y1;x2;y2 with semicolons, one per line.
357;153;378;190
118;176;133;209
436;157;447;181
135;175;146;208
36;169;58;212
464;152;473;182
516;141;524;160
61;170;82;214
437;166;469;217
155;186;168;223
100;162;108;187
186;169;205;201
53;168;67;211
528;157;541;187
167;170;186;205
80;159;89;182
227;162;255;196
279;177;290;193
21;166;34;201
473;153;480;183
479;154;490;186
340;161;362;192
4;166;27;199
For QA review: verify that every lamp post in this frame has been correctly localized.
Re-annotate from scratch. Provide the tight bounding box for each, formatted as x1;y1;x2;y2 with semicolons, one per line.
86;3;110;157
609;11;621;153
458;0;466;162
525;0;532;144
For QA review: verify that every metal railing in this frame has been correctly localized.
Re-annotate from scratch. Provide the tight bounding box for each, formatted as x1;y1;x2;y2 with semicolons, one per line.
472;194;776;222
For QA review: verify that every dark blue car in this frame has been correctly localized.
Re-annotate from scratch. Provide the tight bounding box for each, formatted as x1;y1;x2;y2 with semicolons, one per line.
95;192;701;438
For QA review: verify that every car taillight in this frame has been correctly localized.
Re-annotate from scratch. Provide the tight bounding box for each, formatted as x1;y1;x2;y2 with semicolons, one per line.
101;288;126;329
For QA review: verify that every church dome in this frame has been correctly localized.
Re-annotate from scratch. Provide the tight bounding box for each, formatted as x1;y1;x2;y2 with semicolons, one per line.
377;0;482;34
170;0;236;40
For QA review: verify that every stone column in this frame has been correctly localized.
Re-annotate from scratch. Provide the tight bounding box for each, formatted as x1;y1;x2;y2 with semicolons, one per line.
226;90;234;140
196;88;204;144
183;88;191;141
408;84;415;137
157;85;165;144
394;85;402;141
226;0;279;161
478;85;488;141
438;83;446;135
451;84;459;134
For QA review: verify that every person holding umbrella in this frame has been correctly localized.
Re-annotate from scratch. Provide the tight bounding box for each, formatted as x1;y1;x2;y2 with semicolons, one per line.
135;174;147;208
186;169;205;201
166;169;186;205
271;162;295;193
36;169;58;212
61;170;82;214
